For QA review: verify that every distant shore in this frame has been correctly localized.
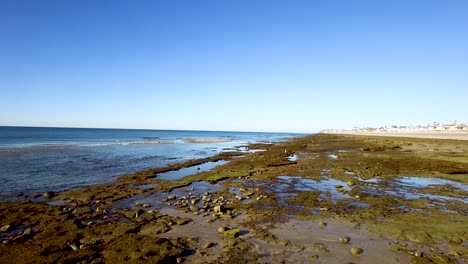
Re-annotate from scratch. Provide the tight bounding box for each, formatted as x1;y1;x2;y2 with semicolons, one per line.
322;130;468;140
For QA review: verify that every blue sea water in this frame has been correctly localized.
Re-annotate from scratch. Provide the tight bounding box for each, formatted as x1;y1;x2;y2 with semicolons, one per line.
0;126;303;198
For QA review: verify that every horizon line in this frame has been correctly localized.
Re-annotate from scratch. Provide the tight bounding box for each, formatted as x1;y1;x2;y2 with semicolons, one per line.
0;125;310;135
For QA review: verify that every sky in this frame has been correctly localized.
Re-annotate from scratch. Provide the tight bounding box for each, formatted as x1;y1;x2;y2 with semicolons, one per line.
1;0;467;133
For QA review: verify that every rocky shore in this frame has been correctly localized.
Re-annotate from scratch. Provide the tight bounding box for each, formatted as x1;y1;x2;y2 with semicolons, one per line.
1;134;467;263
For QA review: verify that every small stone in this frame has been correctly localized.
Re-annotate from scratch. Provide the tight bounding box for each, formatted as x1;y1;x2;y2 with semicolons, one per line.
43;191;55;198
2;239;10;245
176;257;183;263
355;195;361;199
168;195;176;201
190;205;199;212
351;247;363;256
347;181;355;187
218;226;230;233
203;242;214;249
69;243;79;251
134;209;144;218
338;236;350;244
143;203;150;208
0;225;12;232
23;228;33;235
318;221;327;228
135;202;141;207
213;205;225;214
414;251;423;257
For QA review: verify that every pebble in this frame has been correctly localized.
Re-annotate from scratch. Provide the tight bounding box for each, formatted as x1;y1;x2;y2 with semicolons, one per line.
203;242;214;249
218;226;230;233
2;240;10;245
0;225;12;232
168;195;176;200
69;243;79;251
351;247;363;256
23;228;33;235
347;181;355;187
135;202;141;207
43;191;55;198
143;203;150;208
338;236;350;244
319;221;327;228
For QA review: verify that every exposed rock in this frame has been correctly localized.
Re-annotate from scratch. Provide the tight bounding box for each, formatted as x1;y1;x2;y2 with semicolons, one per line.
218;226;230;233
338;236;350;244
213;205;225;214
223;228;240;238
0;225;12;232
176;218;191;225
314;243;330;253
43;191;55;198
203;242;215;249
22;228;33;236
69;242;79;251
139;222;171;235
351;247;363;256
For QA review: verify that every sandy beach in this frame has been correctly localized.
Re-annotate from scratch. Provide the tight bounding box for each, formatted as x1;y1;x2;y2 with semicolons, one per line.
1;133;467;263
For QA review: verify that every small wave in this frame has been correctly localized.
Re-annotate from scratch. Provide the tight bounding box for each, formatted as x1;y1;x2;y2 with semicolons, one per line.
129;140;175;145
182;138;232;143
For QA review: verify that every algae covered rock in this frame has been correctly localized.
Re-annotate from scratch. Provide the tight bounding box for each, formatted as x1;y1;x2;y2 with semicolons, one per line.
223;228;241;238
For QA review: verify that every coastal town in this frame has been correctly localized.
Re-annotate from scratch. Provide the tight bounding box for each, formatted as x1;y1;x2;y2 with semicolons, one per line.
323;122;468;133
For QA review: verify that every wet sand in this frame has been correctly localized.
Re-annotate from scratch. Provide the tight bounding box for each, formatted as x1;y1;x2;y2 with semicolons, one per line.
1;134;467;263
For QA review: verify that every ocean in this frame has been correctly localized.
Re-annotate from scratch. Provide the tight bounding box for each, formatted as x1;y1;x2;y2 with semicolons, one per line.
0;126;303;199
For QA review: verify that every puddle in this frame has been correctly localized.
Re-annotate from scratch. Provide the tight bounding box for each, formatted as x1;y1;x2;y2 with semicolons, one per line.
287;154;298;162
45;200;69;206
261;176;351;202
358;177;380;183
347;202;370;208
358;176;468;203
156;160;228;181
396;177;468;192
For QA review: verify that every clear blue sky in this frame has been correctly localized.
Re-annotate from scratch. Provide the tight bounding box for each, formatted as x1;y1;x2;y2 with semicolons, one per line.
1;0;467;133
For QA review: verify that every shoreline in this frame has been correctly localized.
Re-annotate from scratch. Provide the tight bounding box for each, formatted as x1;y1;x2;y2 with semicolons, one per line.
1;134;467;263
323;130;468;140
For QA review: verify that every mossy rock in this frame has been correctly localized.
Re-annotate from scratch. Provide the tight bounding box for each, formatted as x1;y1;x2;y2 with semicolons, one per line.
223;228;241;238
